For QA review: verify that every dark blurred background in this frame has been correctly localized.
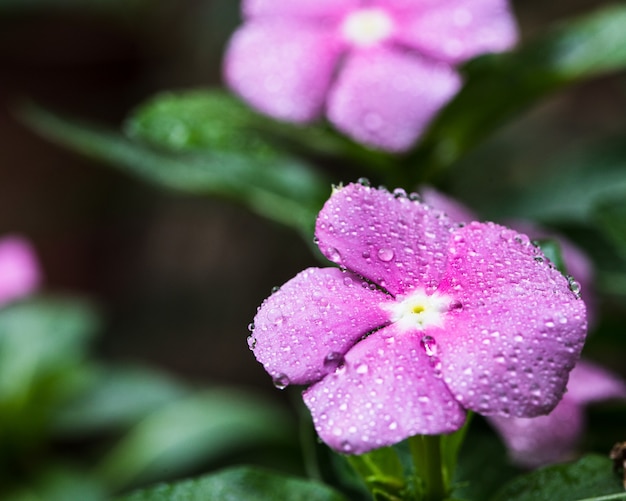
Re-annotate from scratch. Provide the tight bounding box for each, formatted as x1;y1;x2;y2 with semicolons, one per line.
0;0;624;397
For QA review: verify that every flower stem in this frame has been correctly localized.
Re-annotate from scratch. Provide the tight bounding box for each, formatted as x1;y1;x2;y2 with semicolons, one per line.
409;434;447;501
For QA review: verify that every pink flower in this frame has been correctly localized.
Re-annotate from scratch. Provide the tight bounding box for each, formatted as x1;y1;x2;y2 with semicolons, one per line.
420;186;597;323
249;183;586;454
488;360;626;468
0;235;41;306
224;0;518;152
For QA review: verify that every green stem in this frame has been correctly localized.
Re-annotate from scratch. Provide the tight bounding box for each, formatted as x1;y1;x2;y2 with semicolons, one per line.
409;435;447;501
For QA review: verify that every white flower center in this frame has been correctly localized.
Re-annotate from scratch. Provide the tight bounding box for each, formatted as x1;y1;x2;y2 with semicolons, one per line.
383;289;453;332
340;8;394;47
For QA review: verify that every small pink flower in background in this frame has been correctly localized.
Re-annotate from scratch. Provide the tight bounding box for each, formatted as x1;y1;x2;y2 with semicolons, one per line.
224;0;518;152
249;183;586;454
488;360;626;468
0;235;41;306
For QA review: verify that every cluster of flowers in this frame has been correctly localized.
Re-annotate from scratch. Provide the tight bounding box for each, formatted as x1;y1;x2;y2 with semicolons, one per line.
249;182;625;465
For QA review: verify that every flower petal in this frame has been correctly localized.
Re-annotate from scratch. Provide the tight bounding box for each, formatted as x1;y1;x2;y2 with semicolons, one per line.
394;0;518;64
487;397;583;468
243;0;356;20
566;359;626;405
316;183;454;296
435;222;587;418
224;20;341;122
251;267;392;386
0;236;41;306
303;323;466;454
326;47;461;152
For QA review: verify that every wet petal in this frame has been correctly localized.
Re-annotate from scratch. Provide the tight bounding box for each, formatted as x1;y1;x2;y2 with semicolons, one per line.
394;0;518;64
436;222;587;418
251;267;392;386
0;236;41;306
327;47;461;152
303;323;466;454
315;183;454;296
487;397;583;468
566;359;626;405
243;0;356;20
224;20;341;122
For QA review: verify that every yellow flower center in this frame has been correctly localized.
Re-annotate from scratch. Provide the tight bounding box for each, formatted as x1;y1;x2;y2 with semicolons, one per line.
383;289;453;332
340;8;394;47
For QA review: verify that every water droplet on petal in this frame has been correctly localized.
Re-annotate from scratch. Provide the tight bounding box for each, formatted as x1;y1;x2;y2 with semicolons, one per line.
377;247;394;262
567;275;582;299
393;188;407;199
247;335;256;349
247;322;255;332
356;363;369;374
328;247;342;264
420;335;438;356
357;177;371;187
324;351;344;370
272;373;290;390
267;308;284;325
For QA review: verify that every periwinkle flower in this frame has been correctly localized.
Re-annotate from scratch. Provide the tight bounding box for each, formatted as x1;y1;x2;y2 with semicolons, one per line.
224;0;518;152
0;235;41;307
488;360;626;468
250;183;587;454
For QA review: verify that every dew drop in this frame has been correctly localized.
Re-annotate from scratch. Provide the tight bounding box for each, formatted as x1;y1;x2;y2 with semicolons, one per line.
388;421;398;430
247;322;255;332
247;335;256;349
356;363;369;374
420;335;438;356
324;351;344;370
567;275;582;299
267;308;284;325
393;188;407;199
362;250;371;259
357;177;371;187
272;373;290;390
377;247;394;262
343;276;353;286
271;285;281;294
328;247;342;264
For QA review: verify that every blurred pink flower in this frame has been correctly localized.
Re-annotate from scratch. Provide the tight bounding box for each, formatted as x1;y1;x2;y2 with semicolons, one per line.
488;360;626;468
224;0;518;152
0;235;41;306
249;183;586;454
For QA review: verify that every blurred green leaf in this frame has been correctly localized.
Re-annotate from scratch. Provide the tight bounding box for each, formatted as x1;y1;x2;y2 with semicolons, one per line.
4;467;105;501
346;447;406;500
594;197;626;260
411;4;626;175
53;365;190;436
486;137;626;223
533;239;567;276
19;103;330;236
116;466;347;501
0;296;98;404
95;389;296;490
489;454;624;501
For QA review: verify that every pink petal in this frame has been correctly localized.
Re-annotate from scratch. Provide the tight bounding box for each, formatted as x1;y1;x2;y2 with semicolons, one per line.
327;47;461;152
223;20;341;123
487;397;583;468
0;236;41;306
506;219;597;326
315;183;454;296
394;0;518;64
303;323;466;454
435;222;587;418
566;359;626;405
243;0;356;20
420;185;477;223
251;267;392;386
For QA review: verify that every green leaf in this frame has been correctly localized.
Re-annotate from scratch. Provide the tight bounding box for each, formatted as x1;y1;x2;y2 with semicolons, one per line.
52;365;190;436
116;466;347;501
0;296;98;404
594;197;626;260
410;4;626;175
19;103;330;236
3;467;106;501
489;454;625;501
533;239;568;276
345;447;406;500
95;389;296;490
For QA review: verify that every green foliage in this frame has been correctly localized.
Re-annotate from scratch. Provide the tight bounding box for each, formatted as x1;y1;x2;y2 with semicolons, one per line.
490;455;625;501
410;4;626;177
594;197;626;260
94;389;296;490
115;466;348;501
19;102;330;236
